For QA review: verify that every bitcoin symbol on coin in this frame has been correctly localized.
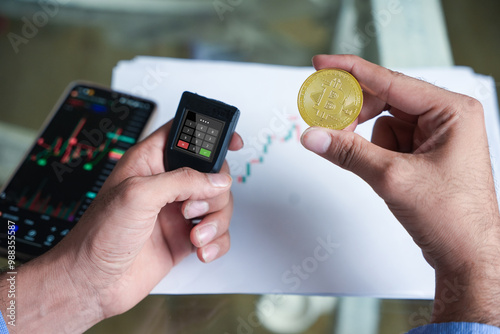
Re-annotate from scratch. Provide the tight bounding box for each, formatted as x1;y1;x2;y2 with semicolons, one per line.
298;69;363;130
313;78;345;120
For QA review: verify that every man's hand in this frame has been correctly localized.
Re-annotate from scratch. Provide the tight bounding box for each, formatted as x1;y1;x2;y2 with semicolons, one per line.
7;121;243;333
301;55;500;326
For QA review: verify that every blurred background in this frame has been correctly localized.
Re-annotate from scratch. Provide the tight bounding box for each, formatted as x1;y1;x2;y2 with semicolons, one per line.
0;0;499;333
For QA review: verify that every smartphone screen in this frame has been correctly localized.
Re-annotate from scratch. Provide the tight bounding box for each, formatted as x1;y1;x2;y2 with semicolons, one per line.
0;83;155;260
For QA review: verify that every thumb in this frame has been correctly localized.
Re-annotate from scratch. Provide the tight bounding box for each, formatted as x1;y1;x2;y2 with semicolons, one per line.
112;168;232;214
301;127;396;189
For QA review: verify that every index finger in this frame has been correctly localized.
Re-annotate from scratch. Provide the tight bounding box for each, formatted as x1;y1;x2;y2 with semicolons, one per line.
312;55;457;117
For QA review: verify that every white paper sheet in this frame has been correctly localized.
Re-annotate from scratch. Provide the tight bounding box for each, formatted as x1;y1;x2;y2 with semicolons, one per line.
111;57;500;299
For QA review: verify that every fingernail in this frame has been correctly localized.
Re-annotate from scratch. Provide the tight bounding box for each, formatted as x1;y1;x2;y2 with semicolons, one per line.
196;223;218;246
312;54;327;69
208;173;232;187
311;55;319;67
202;244;220;263
301;128;331;154
184;201;209;219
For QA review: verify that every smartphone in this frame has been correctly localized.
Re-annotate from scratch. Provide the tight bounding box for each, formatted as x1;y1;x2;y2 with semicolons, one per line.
0;82;156;261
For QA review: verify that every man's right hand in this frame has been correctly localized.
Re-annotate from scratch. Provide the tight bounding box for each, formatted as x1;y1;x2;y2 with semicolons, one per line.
301;54;500;326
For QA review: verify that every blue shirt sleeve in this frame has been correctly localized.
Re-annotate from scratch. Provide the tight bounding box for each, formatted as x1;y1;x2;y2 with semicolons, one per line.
0;311;9;334
408;322;500;333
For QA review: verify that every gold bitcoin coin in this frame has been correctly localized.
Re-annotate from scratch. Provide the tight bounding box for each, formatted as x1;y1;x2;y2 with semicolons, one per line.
297;69;363;130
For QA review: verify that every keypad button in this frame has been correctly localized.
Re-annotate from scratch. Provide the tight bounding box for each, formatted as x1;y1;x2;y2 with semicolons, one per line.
195;131;205;140
202;142;214;150
196;124;208;132
180;133;192;142
182;126;194;135
191;138;202;146
177;140;189;149
207;128;219;136
199;148;211;158
205;134;216;143
188;145;199;153
185;120;196;128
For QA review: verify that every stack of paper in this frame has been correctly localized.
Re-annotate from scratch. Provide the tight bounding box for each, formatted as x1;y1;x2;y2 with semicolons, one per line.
112;57;500;299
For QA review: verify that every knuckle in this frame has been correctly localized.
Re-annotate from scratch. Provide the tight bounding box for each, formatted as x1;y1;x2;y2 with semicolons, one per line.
334;133;364;170
118;143;141;162
116;176;144;204
464;95;483;110
380;159;401;188
450;94;483;116
388;69;405;78
379;70;404;101
168;167;210;201
221;232;231;251
450;94;485;127
343;54;362;63
377;157;415;201
172;167;199;183
112;144;150;175
463;96;484;115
